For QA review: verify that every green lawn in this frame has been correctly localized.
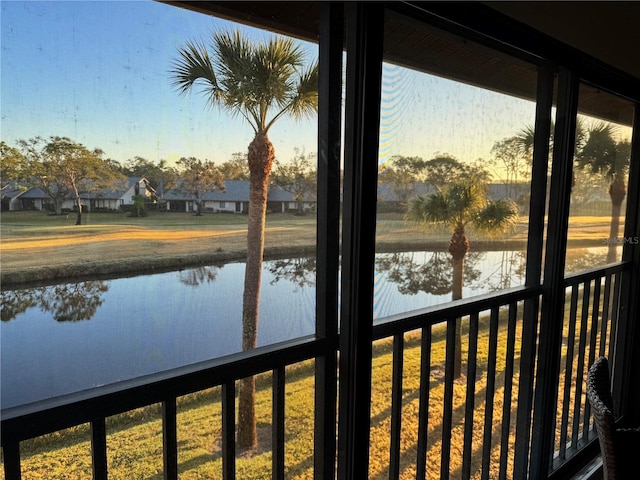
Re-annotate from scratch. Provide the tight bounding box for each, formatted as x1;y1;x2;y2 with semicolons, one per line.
4;294;600;479
2;312;533;480
0;211;317;284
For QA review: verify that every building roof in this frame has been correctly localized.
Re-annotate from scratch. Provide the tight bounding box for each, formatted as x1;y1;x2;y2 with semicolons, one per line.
377;183;434;202
0;182;29;200
14;177;152;200
164;180;312;203
82;177;154;199
378;182;525;202
17;187;48;199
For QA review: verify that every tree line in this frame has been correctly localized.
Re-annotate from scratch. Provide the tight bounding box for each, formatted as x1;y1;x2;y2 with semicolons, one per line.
0;137;318;220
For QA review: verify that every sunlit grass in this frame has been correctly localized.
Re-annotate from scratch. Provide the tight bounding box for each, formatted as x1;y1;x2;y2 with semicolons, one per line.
1;210;615;286
3;362;317;479
1;290;607;479
1;228;249;250
0;211;317;282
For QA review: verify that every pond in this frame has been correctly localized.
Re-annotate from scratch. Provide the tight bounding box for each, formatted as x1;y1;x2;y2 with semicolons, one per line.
0;247;607;409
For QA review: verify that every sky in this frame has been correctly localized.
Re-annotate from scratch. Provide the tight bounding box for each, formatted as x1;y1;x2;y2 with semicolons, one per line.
1;0;540;171
1;0;319;165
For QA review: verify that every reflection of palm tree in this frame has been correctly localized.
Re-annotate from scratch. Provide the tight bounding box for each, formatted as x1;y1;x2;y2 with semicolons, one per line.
171;30;318;449
408;178;518;377
34;281;108;322
485;251;527;291
179;266;219;287
564;249;608;275
267;257;316;290
575;122;630;263
376;251;483;297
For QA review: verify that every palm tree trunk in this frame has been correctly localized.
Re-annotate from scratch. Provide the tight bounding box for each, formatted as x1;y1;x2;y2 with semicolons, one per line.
607;174;626;263
449;225;469;379
451;255;464;302
451;254;464;379
237;132;275;450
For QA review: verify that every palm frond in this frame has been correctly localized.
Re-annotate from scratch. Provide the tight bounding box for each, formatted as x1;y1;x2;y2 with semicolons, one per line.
170;41;221;105
267;62;319;131
447;182;486;217
515;125;536;156
474;198;519;234
171;29;317;135
407;192;451;225
576;121;623;178
290;62;319;118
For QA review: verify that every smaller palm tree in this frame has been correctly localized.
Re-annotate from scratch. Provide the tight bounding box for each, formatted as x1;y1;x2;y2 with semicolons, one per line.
575;122;631;263
407;170;519;378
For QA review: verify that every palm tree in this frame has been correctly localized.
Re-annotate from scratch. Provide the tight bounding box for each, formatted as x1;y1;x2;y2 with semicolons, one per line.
515;119;587;190
171;30;318;449
407;169;519;378
575;122;631;263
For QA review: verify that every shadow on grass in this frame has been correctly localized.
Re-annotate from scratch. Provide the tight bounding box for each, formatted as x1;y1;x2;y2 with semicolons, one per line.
369;364;518;480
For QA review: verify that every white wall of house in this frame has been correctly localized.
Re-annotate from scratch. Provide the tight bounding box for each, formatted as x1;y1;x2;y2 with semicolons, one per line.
122;181;151;205
204;200;236;213
279;201;315;213
12;178;154;212
91;199;120;210
8;196;23;211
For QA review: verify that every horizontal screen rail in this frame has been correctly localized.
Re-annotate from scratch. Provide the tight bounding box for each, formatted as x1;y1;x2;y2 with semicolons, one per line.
372;285;542;340
1;335;325;445
564;261;626;286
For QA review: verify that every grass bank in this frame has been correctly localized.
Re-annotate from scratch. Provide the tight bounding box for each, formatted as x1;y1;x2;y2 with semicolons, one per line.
0;211;613;286
0;211;316;285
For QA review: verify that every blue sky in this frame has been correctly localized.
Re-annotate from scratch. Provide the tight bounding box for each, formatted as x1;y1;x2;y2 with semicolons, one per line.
2;0;539;171
1;0;319;165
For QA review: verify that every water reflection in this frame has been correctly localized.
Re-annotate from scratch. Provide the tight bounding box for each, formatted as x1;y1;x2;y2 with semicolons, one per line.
376;251;483;296
0;248;608;408
1;281;108;322
267;257;316;289
484;250;527;291
178;265;220;286
565;248;608;274
1;289;37;322
0;249;599;325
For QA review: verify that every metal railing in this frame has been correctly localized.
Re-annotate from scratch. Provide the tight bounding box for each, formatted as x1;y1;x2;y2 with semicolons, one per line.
1;336;326;480
551;264;622;472
0;264;627;479
372;286;540;480
368;263;625;480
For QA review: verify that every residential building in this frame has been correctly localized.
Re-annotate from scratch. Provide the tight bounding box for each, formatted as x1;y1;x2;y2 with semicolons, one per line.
7;177;155;212
163;180;316;214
